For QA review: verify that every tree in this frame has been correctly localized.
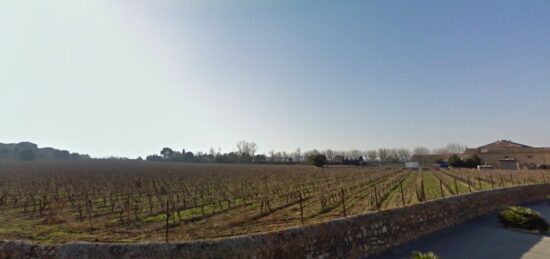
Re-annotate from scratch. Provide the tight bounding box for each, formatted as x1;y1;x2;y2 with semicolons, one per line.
385;149;401;163
236;141;257;157
146;154;163;161
432;143;466;155
324;149;334;161
333;155;345;164
366;150;378;162
448;154;465;168
18;150;36;161
307;154;327;168
254;154;267;163
433;148;450;154
397;148;411;162
274;152;283;163
184;152;195;161
268;150;275;163
349;149;362;160
160;147;174;160
464;155;482;168
378;149;389;162
413;147;430;155
292;148;302;163
447;154;480;168
282;152;289;163
446;143;466;154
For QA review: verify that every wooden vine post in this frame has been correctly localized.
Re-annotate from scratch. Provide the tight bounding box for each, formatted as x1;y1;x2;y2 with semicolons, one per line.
439;179;445;198
165;198;170;243
341;188;347;217
399;181;405;207
299;191;304;224
373;185;379;210
454;177;459;195
414;183;420;202
477;176;482;190
421;178;426;201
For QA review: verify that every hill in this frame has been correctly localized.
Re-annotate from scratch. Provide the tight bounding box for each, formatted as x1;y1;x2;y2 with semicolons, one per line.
0;141;90;161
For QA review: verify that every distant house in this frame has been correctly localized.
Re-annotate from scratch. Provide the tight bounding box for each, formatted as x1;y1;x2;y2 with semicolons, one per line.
405;162;420;169
464;140;550;170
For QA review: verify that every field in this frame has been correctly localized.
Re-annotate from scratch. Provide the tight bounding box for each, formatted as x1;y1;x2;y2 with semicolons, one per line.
0;160;548;244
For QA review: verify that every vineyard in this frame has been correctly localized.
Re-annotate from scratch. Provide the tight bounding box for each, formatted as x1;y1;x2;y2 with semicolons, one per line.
0;160;548;244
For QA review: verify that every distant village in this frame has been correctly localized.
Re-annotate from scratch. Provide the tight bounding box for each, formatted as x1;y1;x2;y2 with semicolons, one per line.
412;140;550;170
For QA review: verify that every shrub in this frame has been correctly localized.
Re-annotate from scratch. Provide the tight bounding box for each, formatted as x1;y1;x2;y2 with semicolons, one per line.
411;251;439;259
447;154;464;168
447;154;481;168
463;155;482;168
499;206;549;233
306;154;327;168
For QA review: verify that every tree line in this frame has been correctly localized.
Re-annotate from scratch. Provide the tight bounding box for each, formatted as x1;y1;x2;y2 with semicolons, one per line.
144;141;469;167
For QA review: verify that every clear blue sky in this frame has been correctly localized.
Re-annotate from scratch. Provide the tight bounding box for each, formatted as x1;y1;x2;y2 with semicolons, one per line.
1;0;549;158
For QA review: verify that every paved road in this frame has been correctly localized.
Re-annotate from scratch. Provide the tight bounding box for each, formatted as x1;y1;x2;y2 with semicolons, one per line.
379;202;550;259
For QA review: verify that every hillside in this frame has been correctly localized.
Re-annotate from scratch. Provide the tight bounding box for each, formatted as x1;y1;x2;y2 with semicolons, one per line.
0;142;90;161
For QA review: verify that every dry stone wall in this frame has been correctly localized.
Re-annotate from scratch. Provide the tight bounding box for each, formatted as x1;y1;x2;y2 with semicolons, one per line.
2;183;550;259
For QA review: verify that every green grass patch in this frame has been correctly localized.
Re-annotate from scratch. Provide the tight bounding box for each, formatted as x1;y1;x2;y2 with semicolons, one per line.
499;206;549;233
422;172;444;200
381;173;417;209
411;251;439;259
143;213;167;224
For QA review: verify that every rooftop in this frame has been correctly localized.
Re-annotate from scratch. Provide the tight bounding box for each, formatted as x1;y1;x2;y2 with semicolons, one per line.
478;140;533;149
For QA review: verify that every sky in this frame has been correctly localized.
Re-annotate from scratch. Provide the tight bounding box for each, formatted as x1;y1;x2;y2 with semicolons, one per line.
1;0;550;158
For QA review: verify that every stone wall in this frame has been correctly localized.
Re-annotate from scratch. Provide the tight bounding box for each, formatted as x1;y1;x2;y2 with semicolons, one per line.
2;184;550;259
